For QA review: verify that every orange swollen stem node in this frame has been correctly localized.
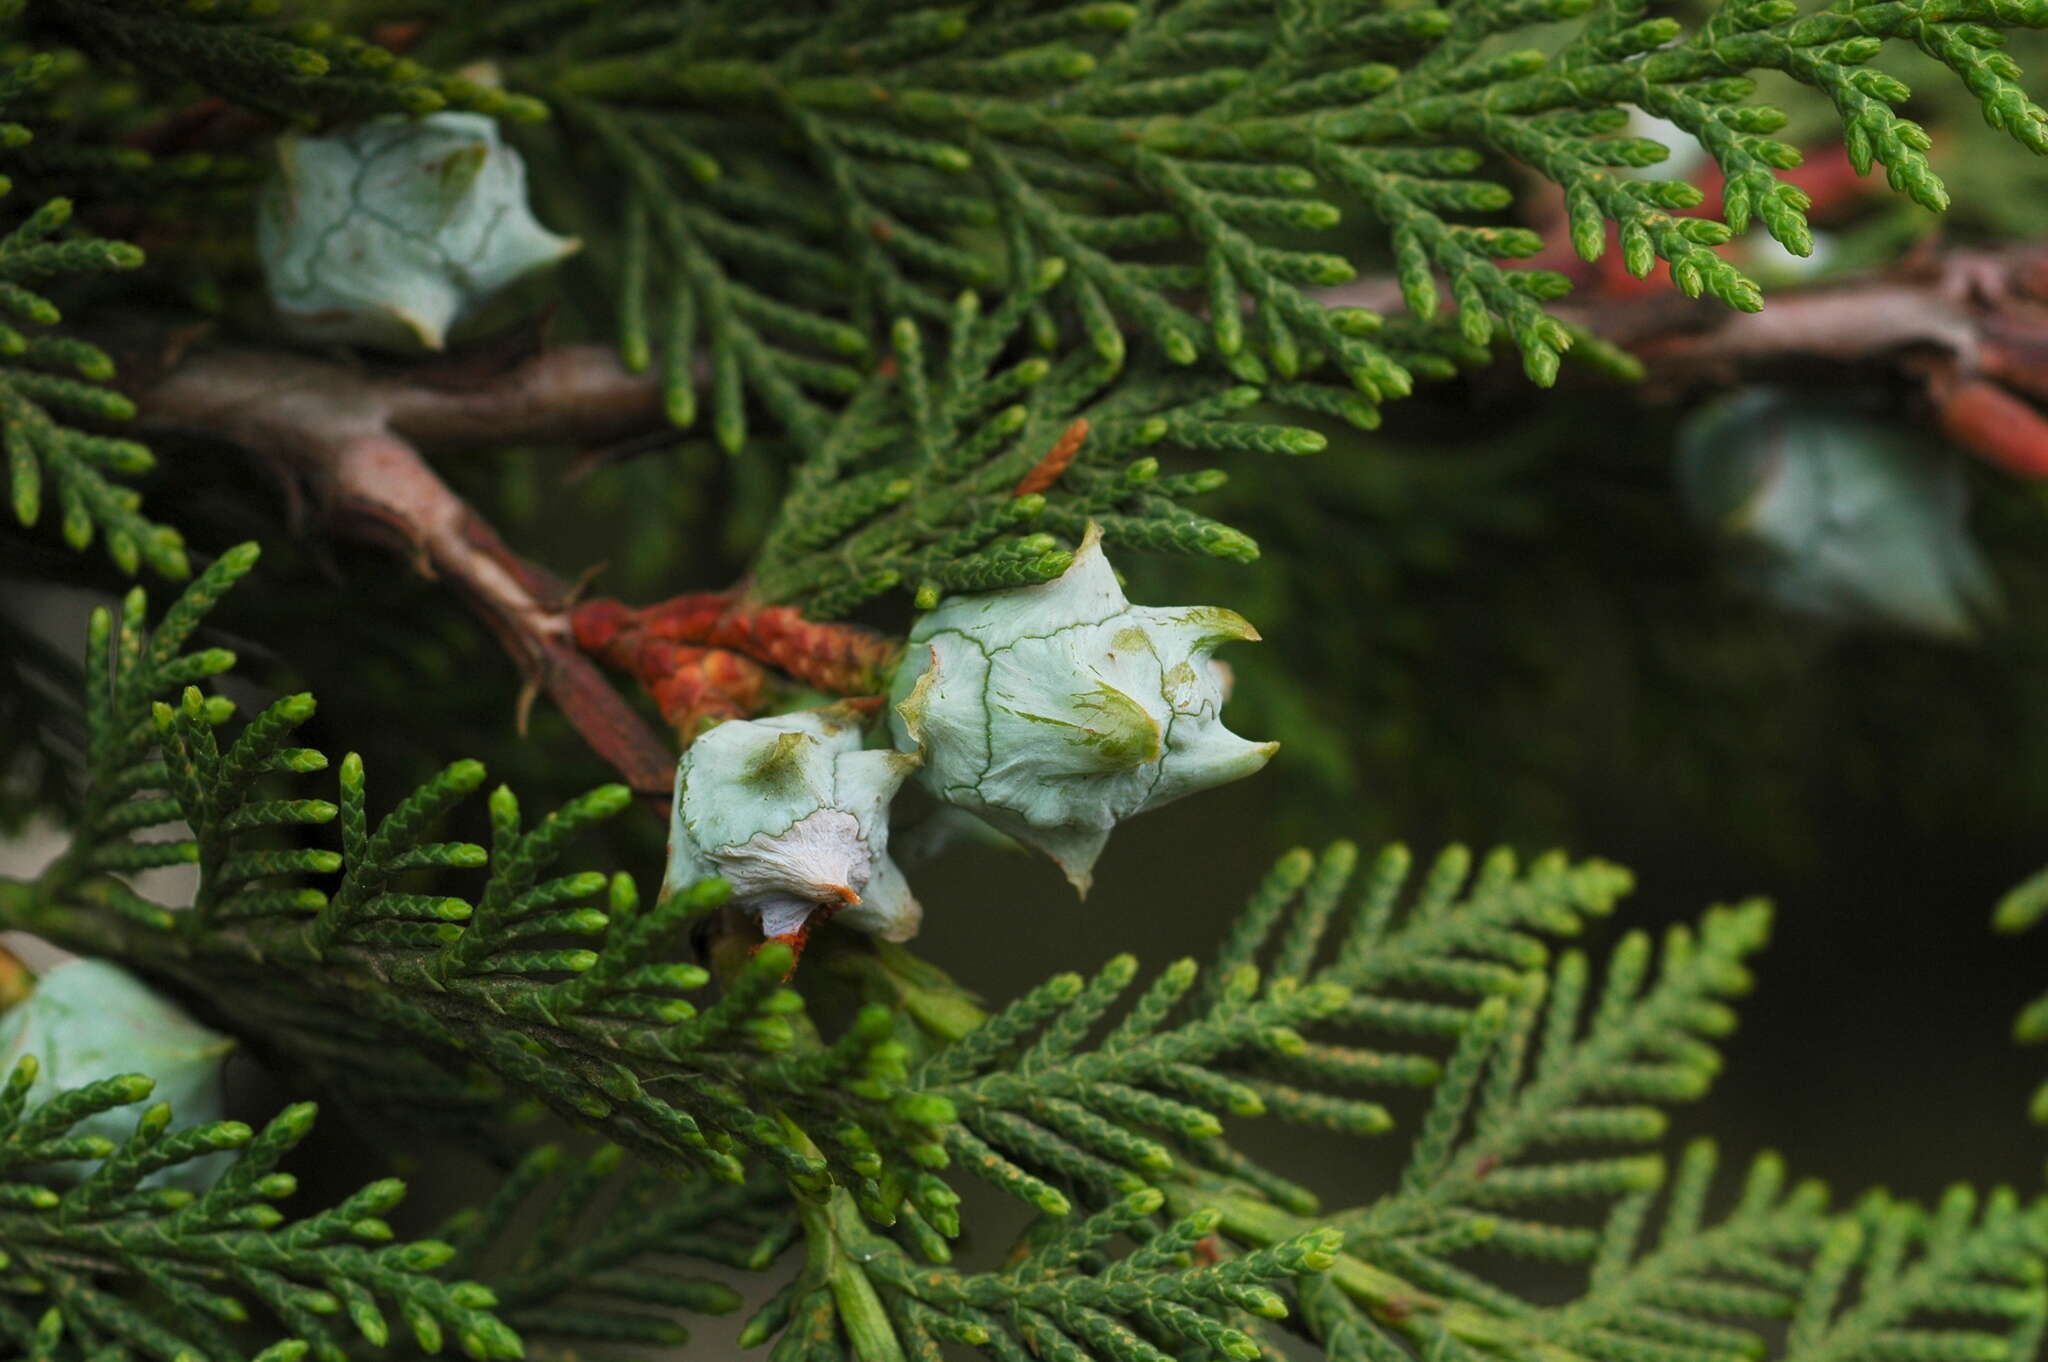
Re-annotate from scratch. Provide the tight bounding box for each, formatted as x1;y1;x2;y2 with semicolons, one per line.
703;602;903;696
654;647;768;741
571;594;903;741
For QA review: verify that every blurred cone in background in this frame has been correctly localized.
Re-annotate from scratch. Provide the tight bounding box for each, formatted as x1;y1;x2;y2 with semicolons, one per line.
1678;387;2003;639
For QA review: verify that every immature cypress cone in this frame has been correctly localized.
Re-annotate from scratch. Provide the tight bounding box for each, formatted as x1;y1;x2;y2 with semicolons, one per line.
1678;387;2001;638
258;112;577;352
665;704;922;943
889;524;1276;893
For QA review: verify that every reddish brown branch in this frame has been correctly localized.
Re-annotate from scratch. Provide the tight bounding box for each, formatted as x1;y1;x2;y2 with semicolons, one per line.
1578;245;2048;476
133;341;678;796
1327;243;2048;474
1333;244;2047;378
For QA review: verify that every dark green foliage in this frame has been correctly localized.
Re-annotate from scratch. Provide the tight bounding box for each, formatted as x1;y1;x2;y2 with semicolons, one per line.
0;0;565;573
449;0;2048;608
432;1143;765;1353
0;1059;517;1362
750;1186;1345;1362
0;189;175;576
851;841;2043;1362
8;0;2048;606
39;0;546;123
0;0;549;578
876;842;1640;1220
0;22;171;576
1297;1140;2048;1362
3;545;2047;1359
0;606;80;830
589;837;2048;1362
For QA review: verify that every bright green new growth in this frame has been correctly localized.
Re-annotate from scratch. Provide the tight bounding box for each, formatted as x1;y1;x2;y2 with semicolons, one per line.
1994;868;2048;1131
0;1060;515;1361
9;1;2048;602
0;199;168;576
0;78;174;576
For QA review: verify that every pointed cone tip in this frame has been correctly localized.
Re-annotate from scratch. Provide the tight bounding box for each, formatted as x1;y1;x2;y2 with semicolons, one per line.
1047;519;1119;597
895;655;940;749
1151;730;1279;809
1197;608;1261;649
1035;822;1112;898
387;304;447;351
1228;736;1281;779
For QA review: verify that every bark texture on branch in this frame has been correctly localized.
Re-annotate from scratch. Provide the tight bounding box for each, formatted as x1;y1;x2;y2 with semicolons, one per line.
134;341;678;796
1580;245;2048;385
1591;244;2048;476
1331;243;2048;474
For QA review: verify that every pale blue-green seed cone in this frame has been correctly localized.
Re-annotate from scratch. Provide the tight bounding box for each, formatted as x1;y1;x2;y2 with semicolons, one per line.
892;523;1276;894
1678;388;2002;640
0;959;234;1189
258;112;578;353
664;705;921;941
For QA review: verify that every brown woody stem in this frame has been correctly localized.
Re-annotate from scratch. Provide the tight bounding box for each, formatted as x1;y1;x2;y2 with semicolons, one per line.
133;341;677;796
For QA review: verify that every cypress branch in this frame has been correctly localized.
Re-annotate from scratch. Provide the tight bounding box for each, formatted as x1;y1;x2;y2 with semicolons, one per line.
0;1062;516;1362
5;545;953;1186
